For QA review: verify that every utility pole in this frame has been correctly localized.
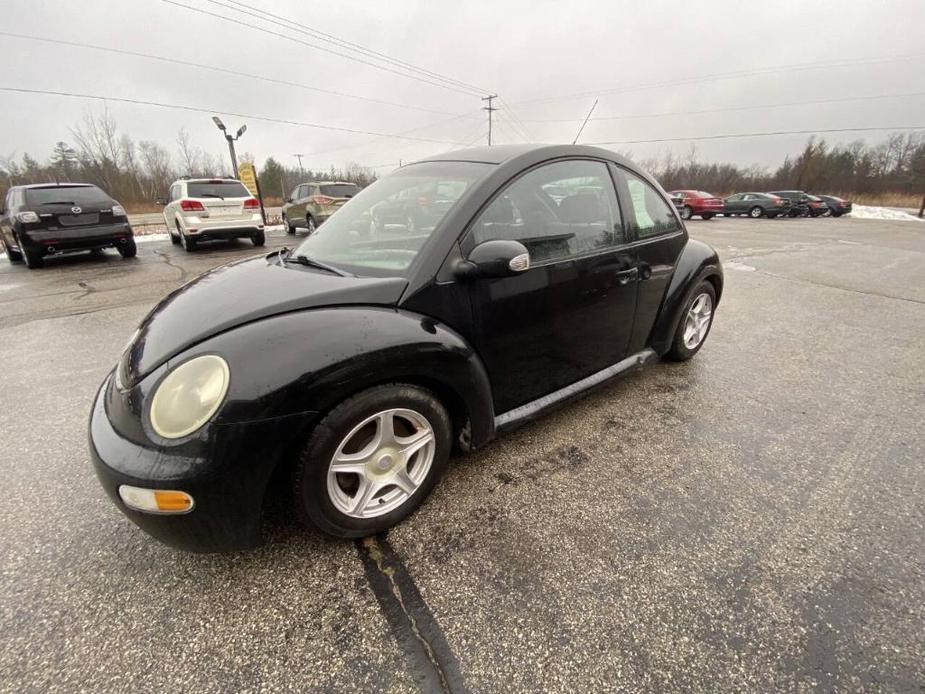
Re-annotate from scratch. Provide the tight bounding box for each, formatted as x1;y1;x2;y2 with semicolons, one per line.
212;116;247;178
482;94;498;146
293;153;304;175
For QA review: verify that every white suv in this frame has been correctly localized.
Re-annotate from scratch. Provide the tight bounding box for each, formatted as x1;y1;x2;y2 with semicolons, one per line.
162;178;265;251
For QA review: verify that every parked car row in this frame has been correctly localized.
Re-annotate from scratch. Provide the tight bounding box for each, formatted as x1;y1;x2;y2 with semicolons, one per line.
670;189;853;220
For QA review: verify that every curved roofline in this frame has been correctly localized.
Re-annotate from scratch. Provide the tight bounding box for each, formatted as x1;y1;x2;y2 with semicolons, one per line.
416;143;639;170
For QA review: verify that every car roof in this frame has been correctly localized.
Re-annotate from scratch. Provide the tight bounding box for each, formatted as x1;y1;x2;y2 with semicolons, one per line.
13;183;95;190
181;178;241;183
417;143;638;169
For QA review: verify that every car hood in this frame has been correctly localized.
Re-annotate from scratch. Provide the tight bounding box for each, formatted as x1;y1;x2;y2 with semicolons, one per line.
122;254;408;385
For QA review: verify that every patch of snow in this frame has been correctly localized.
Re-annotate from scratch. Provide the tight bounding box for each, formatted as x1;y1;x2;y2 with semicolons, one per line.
264;224;286;232
135;233;170;244
837;239;861;245
726;261;756;272
847;206;924;222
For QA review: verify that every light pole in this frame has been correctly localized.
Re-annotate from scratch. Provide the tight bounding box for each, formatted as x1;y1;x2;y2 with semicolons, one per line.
212;116;246;178
293;153;304;175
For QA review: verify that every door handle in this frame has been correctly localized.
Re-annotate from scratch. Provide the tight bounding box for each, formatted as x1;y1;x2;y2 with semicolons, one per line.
615;267;639;285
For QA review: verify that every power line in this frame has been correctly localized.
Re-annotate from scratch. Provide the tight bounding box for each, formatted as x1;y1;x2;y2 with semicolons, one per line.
161;0;485;98
586;126;925;146
497;96;535;141
0;30;459;117
215;0;490;96
512;52;925;107
0;86;471;145
520;90;925;123
304;110;483;158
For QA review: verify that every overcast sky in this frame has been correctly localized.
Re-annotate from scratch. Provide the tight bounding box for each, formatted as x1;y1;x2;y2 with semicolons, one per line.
2;0;924;176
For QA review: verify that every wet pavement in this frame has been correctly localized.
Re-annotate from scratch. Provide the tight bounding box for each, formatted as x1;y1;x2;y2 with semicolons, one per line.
1;216;923;692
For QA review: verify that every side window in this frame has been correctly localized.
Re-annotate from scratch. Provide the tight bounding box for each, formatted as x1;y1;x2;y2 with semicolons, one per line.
470;159;623;264
617;170;680;240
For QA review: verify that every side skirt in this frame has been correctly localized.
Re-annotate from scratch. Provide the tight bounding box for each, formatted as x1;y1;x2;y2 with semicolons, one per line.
494;348;658;432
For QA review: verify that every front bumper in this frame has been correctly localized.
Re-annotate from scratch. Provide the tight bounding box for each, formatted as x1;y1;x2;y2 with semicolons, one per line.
88;375;315;552
22;222;133;253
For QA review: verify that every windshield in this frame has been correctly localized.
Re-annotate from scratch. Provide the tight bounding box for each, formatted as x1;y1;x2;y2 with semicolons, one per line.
25;185;111;206
293;161;491;276
319;183;359;198
187;181;249;198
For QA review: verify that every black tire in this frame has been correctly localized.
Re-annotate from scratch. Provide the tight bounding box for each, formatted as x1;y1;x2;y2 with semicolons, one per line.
117;238;137;258
701;213;714;220
665;280;717;362
283;214;296;234
831;211;842;218
179;229;196;252
767;212;778;219
722;213;730;217
251;230;266;247
748;206;764;219
3;238;23;263
680;205;693;221
170;222;181;245
293;384;452;538
19;236;44;269
306;215;317;235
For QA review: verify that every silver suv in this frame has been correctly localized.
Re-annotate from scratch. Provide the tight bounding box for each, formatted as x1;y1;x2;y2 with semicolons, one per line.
161;178;264;251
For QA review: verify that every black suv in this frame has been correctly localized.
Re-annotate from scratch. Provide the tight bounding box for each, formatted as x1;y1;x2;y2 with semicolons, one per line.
1;183;136;268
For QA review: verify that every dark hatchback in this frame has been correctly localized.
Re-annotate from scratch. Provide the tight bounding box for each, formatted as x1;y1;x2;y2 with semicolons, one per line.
89;144;723;552
1;183;135;268
768;190;812;217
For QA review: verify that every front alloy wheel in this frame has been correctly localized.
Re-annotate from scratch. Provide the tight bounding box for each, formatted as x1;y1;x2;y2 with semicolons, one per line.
680;205;693;220
294;384;451;537
749;206;763;218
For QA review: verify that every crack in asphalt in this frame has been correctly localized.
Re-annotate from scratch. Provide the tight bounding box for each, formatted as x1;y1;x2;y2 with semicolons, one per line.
153;249;189;283
748;267;925;306
357;535;466;694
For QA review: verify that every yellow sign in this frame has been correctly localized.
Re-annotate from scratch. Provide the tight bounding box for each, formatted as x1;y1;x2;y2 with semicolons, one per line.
239;162;259;196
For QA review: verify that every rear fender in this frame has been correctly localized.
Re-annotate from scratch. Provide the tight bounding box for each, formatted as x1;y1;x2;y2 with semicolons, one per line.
648;239;723;355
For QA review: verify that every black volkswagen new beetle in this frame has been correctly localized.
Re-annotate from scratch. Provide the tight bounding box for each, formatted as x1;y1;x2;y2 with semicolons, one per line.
89;145;723;552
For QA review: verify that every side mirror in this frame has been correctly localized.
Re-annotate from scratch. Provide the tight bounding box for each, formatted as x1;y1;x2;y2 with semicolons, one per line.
456;239;530;279
285;197;293;203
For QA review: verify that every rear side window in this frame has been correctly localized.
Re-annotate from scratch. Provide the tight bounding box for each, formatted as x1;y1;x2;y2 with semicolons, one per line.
616;170;680;240
25;186;110;207
319;184;359;198
187;181;249;198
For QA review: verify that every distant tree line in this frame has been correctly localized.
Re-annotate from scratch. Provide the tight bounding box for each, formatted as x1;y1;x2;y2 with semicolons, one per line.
636;132;925;196
1;108;921;206
0;109;378;208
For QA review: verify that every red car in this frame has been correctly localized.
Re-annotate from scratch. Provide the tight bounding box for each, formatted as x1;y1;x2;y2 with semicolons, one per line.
670;190;725;220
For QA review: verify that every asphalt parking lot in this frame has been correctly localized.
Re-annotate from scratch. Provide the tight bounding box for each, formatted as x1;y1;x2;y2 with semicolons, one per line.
1;215;923;692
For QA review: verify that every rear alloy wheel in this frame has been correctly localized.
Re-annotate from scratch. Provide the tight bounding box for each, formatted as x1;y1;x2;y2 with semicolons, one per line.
19;236;44;269
251;230;266;247
749;206;764;219
3;238;23;263
294;384;451;538
117;238;137;258
666;281;716;361
283;213;296;234
306;215;317;235
680;205;693;220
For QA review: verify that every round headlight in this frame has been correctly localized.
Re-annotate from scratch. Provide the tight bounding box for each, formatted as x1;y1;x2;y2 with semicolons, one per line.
149;355;230;439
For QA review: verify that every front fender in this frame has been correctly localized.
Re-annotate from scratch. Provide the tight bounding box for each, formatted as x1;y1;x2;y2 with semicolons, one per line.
184;306;496;447
649;239;723;355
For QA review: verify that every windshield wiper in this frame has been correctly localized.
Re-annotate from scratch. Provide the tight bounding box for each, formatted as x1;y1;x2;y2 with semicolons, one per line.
280;253;356;277
198;193;224;199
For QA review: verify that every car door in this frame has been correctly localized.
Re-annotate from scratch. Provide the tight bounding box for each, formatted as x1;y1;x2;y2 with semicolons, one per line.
461;158;638;415
611;166;688;354
725;193;744;214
